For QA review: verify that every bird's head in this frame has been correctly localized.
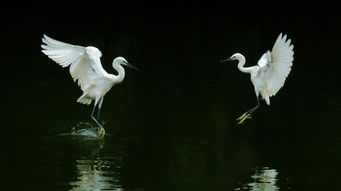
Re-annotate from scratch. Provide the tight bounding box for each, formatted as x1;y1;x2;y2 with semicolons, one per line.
85;46;102;58
220;53;243;63
113;57;139;71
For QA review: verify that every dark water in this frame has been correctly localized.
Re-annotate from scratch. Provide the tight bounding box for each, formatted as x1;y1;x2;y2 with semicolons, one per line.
1;13;341;191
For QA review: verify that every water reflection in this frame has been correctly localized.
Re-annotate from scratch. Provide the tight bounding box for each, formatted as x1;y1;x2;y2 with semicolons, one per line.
236;167;279;191
69;157;123;191
68;137;123;191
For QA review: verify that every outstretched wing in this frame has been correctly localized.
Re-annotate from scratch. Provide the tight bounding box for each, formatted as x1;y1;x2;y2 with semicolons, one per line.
41;35;105;91
258;33;294;96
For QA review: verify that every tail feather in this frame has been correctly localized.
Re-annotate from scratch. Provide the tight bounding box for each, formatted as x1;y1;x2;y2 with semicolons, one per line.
77;95;92;105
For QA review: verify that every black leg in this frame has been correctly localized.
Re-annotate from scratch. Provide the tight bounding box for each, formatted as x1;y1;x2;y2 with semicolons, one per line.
97;97;104;124
245;97;260;114
236;96;260;124
97;108;101;120
91;103;103;129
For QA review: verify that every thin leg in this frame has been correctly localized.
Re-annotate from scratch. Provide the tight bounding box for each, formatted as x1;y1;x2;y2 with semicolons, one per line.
91;103;106;137
97;97;104;120
236;97;260;125
91;103;103;129
245;98;260;114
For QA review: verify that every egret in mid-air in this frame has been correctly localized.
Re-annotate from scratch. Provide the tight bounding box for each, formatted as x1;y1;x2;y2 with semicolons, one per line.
41;35;138;136
221;33;294;124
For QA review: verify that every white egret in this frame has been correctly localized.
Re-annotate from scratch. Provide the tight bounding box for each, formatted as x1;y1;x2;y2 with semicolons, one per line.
221;33;294;124
41;35;138;136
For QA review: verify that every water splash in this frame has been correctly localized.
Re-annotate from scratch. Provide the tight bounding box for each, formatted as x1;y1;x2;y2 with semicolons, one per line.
59;122;104;138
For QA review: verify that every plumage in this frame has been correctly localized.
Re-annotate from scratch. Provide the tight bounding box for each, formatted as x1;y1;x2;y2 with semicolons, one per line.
264;34;294;96
41;35;110;104
223;33;294;124
41;35;138;135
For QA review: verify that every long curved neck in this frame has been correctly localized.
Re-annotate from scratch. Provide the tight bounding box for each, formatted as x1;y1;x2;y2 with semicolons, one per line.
112;63;125;84
237;55;256;74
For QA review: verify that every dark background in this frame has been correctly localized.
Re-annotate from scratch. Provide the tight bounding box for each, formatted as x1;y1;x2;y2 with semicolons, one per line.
1;1;341;191
2;1;341;94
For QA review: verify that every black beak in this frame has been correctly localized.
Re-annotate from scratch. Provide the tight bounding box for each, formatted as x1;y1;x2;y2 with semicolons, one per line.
126;62;139;71
220;57;232;63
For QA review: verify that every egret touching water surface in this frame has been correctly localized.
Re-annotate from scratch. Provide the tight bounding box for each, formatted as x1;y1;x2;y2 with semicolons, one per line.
41;35;138;136
222;33;294;124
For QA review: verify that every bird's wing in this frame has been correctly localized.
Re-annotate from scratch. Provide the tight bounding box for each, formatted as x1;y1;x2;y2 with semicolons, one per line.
41;35;105;91
258;33;294;96
257;51;272;68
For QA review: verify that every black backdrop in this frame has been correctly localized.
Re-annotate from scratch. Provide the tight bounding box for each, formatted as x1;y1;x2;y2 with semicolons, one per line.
2;0;341;92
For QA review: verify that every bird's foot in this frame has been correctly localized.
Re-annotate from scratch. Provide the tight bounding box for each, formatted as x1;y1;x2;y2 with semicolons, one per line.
97;127;106;138
236;113;252;125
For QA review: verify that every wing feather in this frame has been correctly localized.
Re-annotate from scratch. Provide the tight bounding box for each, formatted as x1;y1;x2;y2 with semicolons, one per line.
41;35;105;91
258;33;294;96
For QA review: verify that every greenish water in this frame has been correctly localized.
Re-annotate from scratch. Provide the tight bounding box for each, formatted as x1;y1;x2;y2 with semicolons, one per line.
2;79;341;190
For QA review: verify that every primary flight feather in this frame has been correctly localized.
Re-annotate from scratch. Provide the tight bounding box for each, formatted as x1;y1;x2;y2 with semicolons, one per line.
221;33;294;124
41;35;138;136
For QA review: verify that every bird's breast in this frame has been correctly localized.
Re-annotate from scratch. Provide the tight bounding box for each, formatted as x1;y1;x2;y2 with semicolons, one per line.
86;78;115;99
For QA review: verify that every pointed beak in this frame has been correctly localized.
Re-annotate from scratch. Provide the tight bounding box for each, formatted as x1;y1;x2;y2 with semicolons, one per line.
125;62;139;71
220;57;232;63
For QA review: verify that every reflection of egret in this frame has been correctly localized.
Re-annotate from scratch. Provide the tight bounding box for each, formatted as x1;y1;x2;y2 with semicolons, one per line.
68;137;123;191
69;157;123;191
41;35;138;136
236;167;279;191
221;34;294;124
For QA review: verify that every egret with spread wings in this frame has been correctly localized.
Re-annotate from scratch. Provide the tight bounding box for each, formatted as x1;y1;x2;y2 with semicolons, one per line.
221;33;294;124
41;35;138;136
